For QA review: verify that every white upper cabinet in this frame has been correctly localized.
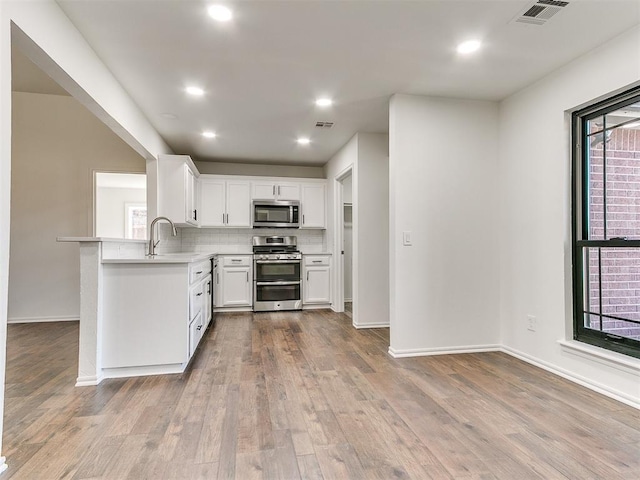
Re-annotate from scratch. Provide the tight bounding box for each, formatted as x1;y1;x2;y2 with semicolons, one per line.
252;181;300;201
199;176;251;228
155;154;199;227
300;183;326;229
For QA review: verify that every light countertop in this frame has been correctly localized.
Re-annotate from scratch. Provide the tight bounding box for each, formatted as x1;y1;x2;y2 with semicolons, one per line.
102;253;215;264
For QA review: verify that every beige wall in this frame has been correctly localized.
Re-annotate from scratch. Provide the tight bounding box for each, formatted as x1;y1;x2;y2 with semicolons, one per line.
195;160;324;178
8;92;145;322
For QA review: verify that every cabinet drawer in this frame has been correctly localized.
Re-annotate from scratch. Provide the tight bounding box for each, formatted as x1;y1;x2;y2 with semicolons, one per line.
190;260;212;284
189;282;205;321
189;312;204;358
304;255;330;266
222;256;251;267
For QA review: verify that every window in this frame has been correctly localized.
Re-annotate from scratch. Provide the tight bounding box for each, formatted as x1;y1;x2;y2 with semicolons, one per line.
572;86;640;359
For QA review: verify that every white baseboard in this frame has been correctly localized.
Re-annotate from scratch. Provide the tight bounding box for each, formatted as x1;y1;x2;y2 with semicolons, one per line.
76;374;104;387
0;457;7;475
388;344;501;358
500;345;640;410
8;315;79;324
302;304;331;310
213;307;253;313
354;322;389;329
102;363;186;380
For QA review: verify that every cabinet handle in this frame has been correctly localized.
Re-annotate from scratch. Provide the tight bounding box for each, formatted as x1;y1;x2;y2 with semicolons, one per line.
216;273;219;284
207;282;211;294
278;185;281;196
303;214;305;224
197;325;202;331
232;259;241;263
226;213;229;224
312;260;322;263
246;272;249;282
222;213;225;224
196;270;203;274
273;185;276;196
196;292;203;297
307;271;309;281
194;209;197;221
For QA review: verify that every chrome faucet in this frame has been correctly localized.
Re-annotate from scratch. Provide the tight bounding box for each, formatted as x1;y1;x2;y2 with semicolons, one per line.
147;216;177;256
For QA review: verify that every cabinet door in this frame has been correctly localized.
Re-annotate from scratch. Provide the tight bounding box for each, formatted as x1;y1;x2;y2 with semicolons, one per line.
304;266;331;304
214;263;223;307
204;275;213;327
301;183;326;228
226;181;251;227
222;267;252;306
252;182;277;200
185;166;199;226
200;179;226;227
276;183;300;201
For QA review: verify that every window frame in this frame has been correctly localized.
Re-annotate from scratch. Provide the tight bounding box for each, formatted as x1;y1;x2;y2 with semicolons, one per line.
571;86;640;359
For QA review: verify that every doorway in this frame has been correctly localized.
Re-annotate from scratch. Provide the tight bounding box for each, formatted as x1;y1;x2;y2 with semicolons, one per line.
94;172;147;239
335;166;356;324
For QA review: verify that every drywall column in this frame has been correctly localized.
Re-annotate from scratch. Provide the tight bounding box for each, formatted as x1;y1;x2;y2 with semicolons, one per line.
0;1;12;473
355;133;389;328
389;94;500;356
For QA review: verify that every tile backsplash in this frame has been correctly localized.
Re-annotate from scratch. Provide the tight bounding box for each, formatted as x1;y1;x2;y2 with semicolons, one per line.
155;224;326;254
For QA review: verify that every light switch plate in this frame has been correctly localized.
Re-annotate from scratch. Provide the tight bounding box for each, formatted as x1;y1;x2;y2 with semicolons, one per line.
403;231;412;246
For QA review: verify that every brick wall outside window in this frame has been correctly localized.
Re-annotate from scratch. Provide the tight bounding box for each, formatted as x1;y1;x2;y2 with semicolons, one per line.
588;128;640;340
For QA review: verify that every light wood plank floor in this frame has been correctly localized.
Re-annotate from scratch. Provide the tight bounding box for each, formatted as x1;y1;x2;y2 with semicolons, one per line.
3;311;639;479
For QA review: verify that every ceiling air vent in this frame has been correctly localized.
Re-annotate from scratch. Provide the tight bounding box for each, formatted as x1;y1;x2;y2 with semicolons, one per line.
513;0;569;26
315;121;334;128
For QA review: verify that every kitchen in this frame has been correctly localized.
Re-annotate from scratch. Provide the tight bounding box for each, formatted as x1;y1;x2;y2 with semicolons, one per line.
58;154;335;383
2;1;640;478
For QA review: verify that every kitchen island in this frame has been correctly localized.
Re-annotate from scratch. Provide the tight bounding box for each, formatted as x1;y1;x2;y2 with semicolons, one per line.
58;237;214;386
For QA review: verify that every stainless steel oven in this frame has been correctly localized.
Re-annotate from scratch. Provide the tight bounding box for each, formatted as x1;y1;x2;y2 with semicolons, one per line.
253;236;302;312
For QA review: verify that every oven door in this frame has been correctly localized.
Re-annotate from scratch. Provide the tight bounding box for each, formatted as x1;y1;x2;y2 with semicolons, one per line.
255;260;301;282
254;281;302;311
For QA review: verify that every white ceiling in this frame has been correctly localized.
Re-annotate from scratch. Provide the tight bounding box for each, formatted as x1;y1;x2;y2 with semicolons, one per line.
24;0;638;166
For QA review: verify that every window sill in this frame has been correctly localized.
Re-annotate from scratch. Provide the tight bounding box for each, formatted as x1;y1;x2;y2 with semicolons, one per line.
558;340;640;375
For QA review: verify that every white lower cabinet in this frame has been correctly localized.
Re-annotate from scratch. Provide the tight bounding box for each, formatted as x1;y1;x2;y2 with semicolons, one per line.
102;256;213;374
214;255;253;310
303;255;331;306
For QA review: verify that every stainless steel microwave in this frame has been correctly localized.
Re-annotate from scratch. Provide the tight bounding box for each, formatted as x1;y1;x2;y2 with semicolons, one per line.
253;200;300;228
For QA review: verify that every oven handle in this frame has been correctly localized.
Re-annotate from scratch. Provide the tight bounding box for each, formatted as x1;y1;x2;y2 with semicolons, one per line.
256;281;301;286
255;260;301;264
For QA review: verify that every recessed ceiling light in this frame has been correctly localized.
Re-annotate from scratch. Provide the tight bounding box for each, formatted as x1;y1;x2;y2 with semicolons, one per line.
208;5;233;22
185;86;205;96
315;98;333;107
160;112;178;120
297;137;311;145
202;131;217;138
457;40;481;55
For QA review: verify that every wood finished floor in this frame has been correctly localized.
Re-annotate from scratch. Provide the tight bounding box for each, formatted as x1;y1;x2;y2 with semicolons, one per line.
3;312;640;479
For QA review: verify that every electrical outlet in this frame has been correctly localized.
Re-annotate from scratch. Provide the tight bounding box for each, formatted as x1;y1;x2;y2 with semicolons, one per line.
527;315;537;332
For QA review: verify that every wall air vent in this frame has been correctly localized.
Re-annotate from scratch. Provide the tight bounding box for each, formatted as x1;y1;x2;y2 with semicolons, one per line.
512;0;569;26
315;121;334;128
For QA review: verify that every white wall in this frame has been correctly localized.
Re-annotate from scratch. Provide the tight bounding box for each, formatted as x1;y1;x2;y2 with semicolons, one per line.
389;94;500;355
356;134;389;328
498;26;640;405
0;1;11;467
9;92;145;323
324;133;390;328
